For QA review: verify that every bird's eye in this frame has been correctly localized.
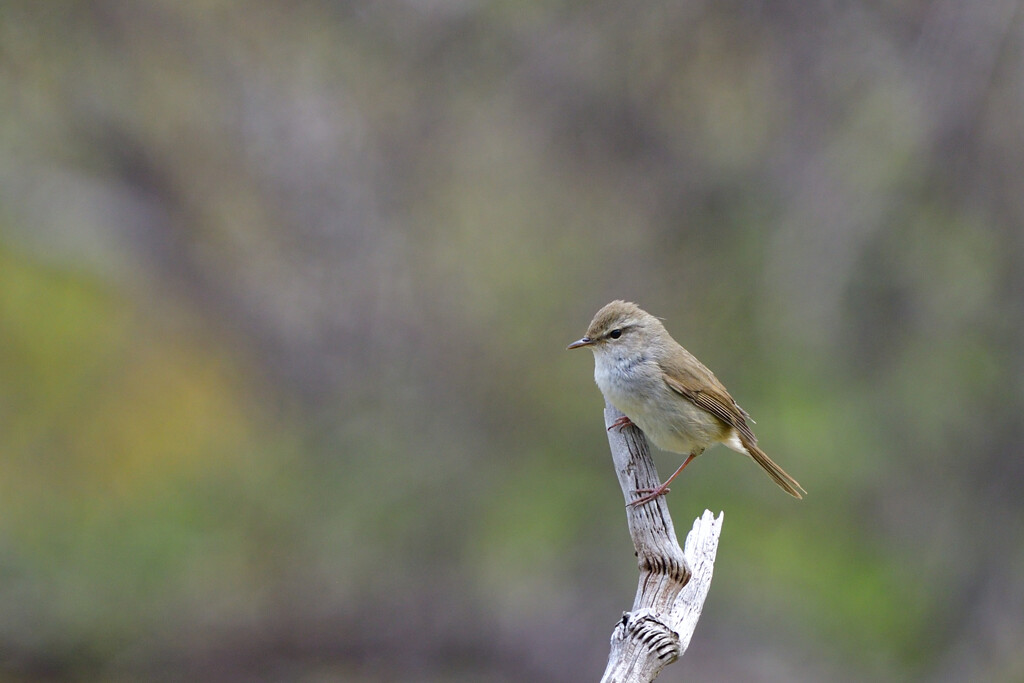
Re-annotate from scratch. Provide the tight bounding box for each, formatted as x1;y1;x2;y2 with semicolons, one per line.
609;328;622;339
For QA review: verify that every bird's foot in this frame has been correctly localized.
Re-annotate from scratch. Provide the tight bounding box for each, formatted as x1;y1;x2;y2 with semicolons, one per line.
607;415;634;432
625;452;698;507
627;483;671;507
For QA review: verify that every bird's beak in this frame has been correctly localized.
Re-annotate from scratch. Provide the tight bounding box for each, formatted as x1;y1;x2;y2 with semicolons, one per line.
567;337;593;350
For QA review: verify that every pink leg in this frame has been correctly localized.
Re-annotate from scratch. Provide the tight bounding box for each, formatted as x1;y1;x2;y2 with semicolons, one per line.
628;452;698;507
607;415;634;432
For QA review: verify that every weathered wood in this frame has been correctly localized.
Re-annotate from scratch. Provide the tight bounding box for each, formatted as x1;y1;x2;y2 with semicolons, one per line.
600;403;723;683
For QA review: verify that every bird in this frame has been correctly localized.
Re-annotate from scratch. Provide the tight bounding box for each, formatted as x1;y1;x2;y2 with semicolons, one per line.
568;300;804;506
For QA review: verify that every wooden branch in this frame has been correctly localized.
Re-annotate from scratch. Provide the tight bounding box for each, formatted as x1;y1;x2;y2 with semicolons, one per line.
600;402;724;683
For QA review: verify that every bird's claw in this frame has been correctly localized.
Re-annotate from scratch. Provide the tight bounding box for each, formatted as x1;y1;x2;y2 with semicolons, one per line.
607;415;634;432
627;485;670;507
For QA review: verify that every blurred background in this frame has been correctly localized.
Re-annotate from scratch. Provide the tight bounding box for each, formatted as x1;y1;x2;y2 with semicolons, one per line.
1;1;1023;681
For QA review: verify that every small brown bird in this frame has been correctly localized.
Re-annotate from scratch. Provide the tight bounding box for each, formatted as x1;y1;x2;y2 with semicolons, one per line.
568;300;804;506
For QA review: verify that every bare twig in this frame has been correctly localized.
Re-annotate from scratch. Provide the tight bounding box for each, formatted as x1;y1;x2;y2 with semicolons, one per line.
600;403;723;683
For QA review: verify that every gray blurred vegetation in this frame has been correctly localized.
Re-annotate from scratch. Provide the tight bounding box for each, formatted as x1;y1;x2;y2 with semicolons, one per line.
1;1;1023;680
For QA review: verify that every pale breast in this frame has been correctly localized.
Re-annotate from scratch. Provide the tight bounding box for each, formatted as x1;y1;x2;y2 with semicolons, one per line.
594;351;726;455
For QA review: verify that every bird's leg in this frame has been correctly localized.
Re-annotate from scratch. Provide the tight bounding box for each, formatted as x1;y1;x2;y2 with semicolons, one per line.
628;452;698;507
607;415;634;432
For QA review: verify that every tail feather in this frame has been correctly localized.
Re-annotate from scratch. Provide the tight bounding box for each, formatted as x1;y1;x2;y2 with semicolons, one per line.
742;438;805;499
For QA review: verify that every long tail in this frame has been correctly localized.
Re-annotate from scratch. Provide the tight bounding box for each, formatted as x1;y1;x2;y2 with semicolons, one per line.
741;437;805;499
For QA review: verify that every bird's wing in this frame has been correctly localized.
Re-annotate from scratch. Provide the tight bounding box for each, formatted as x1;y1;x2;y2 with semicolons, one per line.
660;352;758;445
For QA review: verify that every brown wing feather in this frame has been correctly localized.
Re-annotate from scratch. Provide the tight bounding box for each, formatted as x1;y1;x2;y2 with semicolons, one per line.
658;348;757;444
659;346;805;499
